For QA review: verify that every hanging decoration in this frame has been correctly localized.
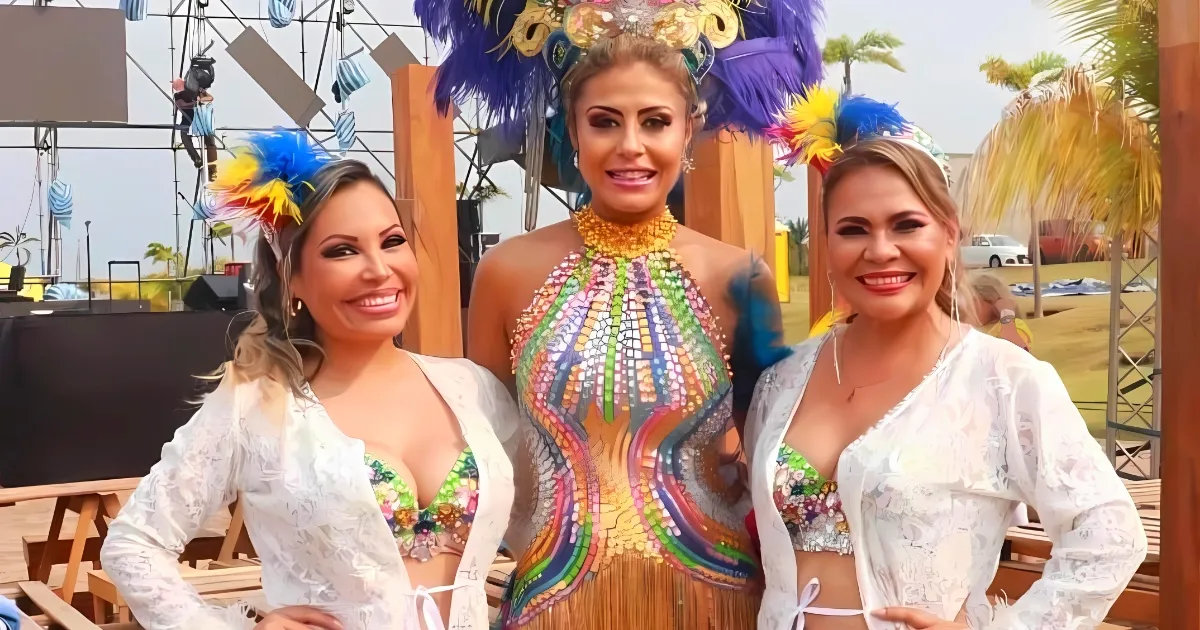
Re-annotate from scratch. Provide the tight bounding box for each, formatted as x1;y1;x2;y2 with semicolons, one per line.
334;110;357;156
191;102;215;138
48;179;73;230
268;0;297;28
334;54;371;103
44;284;88;301
194;187;219;221
120;0;147;21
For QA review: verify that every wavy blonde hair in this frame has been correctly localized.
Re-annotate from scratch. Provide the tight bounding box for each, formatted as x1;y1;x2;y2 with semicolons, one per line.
561;35;707;138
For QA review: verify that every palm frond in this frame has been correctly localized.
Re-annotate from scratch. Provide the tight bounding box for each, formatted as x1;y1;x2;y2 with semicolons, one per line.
1046;0;1158;121
960;66;1160;237
857;50;905;72
856;30;904;51
822;35;854;64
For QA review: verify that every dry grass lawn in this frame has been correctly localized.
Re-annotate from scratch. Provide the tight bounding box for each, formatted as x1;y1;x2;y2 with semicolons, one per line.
778;260;1157;436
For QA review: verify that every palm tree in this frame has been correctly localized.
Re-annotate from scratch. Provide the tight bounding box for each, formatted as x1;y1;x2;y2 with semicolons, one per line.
457;181;509;203
822;30;905;94
209;221;240;261
0;228;38;266
979;51;1069;92
773;165;796;191
960;0;1160;319
144;242;181;275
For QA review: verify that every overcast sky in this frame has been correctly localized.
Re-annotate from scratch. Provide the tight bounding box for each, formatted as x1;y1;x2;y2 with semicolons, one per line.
0;0;1087;281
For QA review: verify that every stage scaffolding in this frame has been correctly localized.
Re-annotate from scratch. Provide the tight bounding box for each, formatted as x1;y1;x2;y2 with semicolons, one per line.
1106;230;1161;480
1;0;547;285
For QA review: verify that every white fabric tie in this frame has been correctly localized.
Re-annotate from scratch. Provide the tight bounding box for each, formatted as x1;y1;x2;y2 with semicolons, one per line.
788;578;864;630
406;583;466;630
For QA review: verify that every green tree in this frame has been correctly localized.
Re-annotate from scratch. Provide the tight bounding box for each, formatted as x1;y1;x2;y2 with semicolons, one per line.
210;221;241;261
979;51;1069;92
0;228;38;266
822;30;905;94
144;242;181;275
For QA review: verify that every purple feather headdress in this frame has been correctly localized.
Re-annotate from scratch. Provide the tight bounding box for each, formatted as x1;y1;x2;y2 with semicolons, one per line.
415;0;825;136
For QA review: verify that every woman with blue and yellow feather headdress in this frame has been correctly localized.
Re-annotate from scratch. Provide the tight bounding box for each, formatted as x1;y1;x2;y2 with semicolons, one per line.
417;0;825;623
739;90;1146;630
100;129;522;630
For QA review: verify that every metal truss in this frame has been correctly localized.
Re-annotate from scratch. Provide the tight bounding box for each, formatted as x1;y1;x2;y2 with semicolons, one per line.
2;0;569;288
1106;230;1161;480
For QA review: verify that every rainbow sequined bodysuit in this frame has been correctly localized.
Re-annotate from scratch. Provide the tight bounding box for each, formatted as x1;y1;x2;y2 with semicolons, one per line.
366;448;480;562
773;444;852;555
500;208;759;629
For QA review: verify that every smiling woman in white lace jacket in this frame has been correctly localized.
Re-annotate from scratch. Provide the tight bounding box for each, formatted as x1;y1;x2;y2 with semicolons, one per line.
747;331;1148;629
99;133;518;630
100;356;516;630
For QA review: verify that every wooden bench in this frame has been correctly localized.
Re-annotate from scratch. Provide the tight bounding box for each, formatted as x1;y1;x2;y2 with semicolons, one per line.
21;529;247;581
87;565;263;625
992;510;1161;625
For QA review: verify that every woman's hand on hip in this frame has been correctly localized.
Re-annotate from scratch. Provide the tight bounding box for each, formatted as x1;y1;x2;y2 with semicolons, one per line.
254;606;344;630
871;607;968;629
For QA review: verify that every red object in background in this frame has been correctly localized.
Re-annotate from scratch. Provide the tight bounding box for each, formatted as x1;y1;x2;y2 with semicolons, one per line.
223;263;246;277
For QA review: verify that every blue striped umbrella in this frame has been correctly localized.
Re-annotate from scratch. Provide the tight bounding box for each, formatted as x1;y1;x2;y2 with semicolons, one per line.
191;103;215;137
194;188;219;221
120;0;147;21
48;179;73;230
268;0;296;28
336;56;371;101
335;110;357;156
44;284;88;301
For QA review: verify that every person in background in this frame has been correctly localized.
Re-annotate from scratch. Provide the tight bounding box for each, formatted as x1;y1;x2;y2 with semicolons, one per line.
971;271;1032;351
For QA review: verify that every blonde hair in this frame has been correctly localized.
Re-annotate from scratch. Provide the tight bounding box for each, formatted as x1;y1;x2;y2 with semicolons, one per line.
208;160;395;398
561;35;707;136
970;271;1019;324
822;139;975;323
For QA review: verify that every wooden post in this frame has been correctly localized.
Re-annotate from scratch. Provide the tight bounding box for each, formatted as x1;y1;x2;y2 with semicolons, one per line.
683;131;776;272
806;165;829;326
392;65;462;358
1156;0;1200;627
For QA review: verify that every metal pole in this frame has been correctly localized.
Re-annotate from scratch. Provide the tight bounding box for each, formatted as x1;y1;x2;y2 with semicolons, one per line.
85;220;93;312
1105;232;1122;467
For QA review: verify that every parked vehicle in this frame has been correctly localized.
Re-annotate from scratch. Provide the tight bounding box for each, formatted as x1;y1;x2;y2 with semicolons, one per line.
961;234;1031;268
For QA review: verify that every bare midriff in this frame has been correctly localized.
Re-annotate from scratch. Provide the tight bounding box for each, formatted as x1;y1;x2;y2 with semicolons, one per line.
794;552;868;630
405;556;460;629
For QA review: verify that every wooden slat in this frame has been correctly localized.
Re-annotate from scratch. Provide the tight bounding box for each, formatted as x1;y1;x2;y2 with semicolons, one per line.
990;561;1159;625
17;610;42;630
18;581;98;630
0;479;140;505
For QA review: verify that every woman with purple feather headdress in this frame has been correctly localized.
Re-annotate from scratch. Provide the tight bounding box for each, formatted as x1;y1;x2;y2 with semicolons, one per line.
412;0;823;627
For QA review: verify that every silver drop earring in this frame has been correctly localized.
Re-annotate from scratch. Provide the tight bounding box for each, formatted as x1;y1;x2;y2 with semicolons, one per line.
681;146;695;173
829;272;843;387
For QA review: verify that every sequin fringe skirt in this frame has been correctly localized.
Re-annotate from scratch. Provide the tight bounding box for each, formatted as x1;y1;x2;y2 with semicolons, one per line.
499;555;760;630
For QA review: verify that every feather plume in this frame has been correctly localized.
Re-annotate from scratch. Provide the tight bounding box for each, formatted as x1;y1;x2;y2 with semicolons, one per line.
705;37;814;134
766;87;907;170
210;129;333;233
727;258;793;414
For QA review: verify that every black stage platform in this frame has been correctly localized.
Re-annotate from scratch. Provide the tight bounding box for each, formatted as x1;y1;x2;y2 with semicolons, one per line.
0;310;250;487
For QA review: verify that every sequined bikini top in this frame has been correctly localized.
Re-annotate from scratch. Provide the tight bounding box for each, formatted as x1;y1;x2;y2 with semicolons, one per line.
366;448;480;562
772;443;852;555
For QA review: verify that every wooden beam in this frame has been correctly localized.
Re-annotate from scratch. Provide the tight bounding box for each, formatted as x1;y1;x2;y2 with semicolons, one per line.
806;166;829;327
682;131;775;271
1157;0;1200;628
391;64;462;358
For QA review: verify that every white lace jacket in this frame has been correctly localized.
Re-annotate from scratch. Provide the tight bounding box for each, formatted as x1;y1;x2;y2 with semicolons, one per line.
746;329;1147;630
100;354;518;630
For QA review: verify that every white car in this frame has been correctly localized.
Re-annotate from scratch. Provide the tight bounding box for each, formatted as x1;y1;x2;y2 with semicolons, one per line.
961;234;1031;268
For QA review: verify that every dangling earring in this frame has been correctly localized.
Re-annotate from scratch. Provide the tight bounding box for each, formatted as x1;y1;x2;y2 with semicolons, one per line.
291;298;304;317
829;272;843;387
572;151;579;168
949;258;960;326
681;146;695;173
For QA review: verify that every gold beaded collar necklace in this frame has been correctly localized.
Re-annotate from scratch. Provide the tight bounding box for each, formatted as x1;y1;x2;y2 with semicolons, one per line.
573;206;678;258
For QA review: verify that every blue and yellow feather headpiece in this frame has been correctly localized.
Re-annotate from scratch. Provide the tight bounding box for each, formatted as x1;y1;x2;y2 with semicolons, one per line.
767;85;952;183
210;129;333;254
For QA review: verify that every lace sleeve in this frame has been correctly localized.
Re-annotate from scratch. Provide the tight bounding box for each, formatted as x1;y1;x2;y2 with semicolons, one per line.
99;374;254;630
985;360;1148;629
743;367;775;471
475;363;521;462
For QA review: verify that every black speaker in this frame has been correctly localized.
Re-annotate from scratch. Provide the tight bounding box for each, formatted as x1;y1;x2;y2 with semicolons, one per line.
6;265;25;291
184;274;240;311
